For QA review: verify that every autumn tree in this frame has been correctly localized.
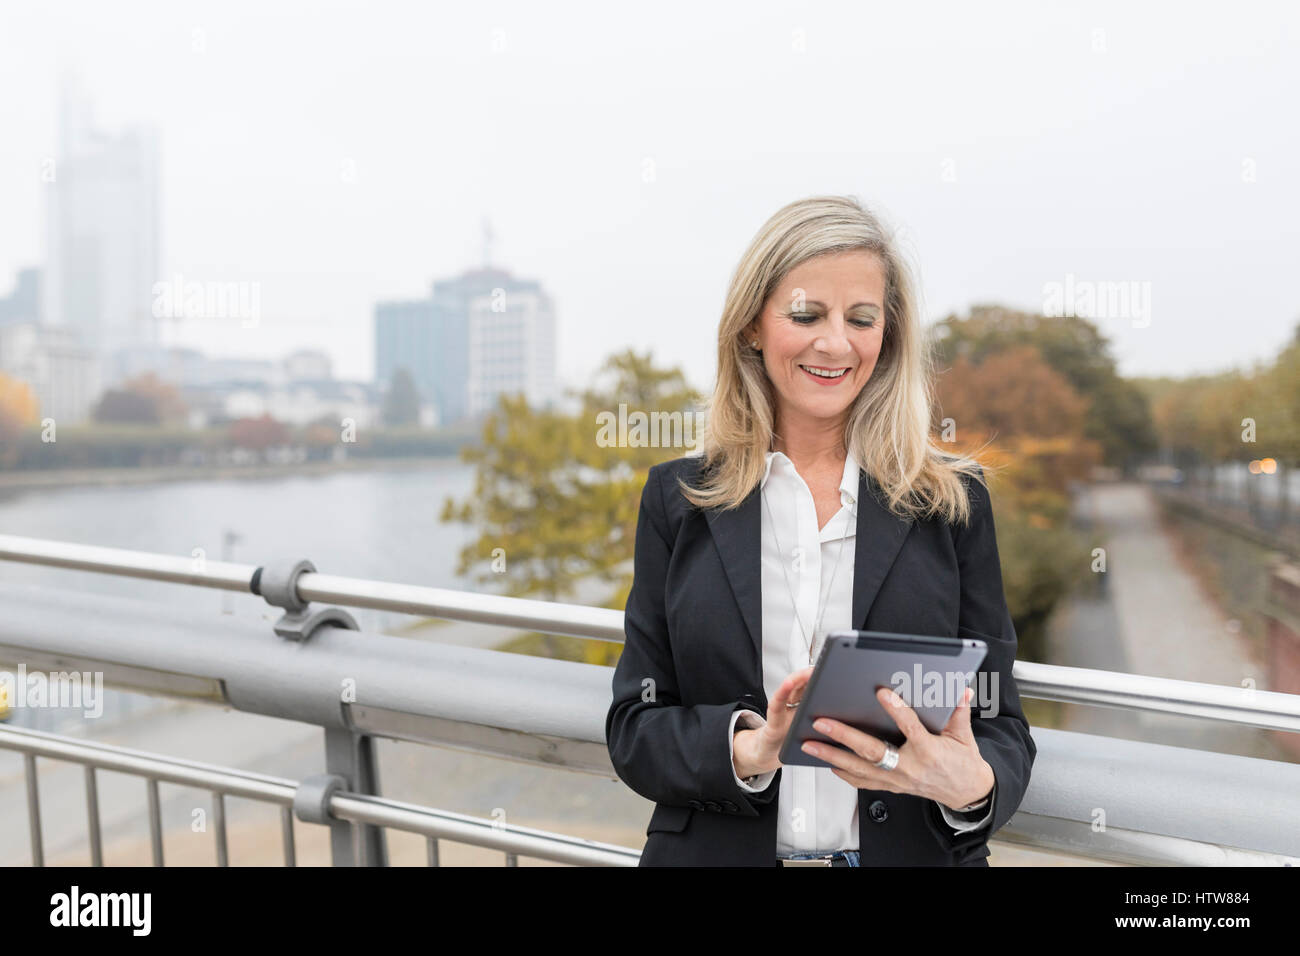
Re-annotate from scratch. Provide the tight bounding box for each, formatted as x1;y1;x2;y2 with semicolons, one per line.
932;341;1100;662
441;349;700;663
229;413;291;451
93;372;188;425
0;373;40;468
932;306;1155;472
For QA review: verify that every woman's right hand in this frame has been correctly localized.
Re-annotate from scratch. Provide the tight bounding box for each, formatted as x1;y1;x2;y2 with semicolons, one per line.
733;666;815;779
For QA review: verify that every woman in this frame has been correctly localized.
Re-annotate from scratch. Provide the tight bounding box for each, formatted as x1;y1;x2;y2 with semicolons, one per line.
605;195;1036;867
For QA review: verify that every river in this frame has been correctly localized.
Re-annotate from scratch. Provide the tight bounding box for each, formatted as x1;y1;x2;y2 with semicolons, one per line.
0;459;482;729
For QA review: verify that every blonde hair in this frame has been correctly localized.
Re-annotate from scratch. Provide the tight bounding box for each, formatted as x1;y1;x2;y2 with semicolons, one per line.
679;194;991;525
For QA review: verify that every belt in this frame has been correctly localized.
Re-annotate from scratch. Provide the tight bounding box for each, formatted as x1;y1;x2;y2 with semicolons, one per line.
778;851;855;867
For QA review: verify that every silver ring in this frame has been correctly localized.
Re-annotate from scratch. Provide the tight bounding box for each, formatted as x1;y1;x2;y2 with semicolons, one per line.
873;745;899;771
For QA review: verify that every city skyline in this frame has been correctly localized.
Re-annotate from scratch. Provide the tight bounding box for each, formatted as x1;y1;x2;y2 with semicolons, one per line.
1;75;562;427
1;2;1298;398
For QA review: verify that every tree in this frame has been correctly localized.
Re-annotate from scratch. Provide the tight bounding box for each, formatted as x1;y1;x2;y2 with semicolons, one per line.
383;367;421;426
932;341;1101;662
1263;329;1300;525
0;373;40;468
931;306;1156;472
229;413;290;451
93;372;187;425
441;349;701;663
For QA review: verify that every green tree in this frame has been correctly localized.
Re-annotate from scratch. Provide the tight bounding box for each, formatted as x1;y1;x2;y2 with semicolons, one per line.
1263;326;1300;524
440;349;701;663
383;367;421;426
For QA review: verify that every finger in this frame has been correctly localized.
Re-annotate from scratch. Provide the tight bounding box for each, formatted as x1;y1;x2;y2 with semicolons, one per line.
771;667;815;711
831;767;904;794
801;734;888;778
942;686;975;739
769;673;799;709
811;718;891;765
876;686;928;742
768;670;811;718
788;666;814;691
800;739;867;775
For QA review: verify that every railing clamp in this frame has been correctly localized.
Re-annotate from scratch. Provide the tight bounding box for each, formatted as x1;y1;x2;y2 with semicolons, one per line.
294;772;347;825
255;558;360;642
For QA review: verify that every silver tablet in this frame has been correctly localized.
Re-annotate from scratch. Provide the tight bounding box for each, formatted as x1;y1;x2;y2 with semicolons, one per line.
778;629;988;769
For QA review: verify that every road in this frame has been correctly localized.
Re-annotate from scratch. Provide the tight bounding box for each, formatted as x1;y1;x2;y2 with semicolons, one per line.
1045;482;1286;761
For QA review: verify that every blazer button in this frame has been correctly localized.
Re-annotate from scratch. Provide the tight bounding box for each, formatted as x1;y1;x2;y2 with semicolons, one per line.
868;799;889;823
704;800;722;812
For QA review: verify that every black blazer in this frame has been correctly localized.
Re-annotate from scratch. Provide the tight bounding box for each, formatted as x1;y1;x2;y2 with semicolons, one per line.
605;454;1036;866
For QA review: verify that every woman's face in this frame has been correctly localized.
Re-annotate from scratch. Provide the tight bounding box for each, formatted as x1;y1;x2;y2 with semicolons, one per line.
749;249;887;435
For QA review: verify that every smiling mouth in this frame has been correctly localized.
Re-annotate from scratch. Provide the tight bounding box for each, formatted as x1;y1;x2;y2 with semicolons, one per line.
799;364;851;380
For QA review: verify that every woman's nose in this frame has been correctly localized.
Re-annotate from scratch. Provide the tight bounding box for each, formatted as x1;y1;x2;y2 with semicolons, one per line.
815;315;852;354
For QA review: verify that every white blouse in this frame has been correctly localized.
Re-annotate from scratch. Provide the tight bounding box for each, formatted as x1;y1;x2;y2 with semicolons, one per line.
727;449;994;853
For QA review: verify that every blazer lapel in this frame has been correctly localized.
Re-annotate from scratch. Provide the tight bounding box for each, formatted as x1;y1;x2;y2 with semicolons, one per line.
704;488;763;664
704;466;916;669
851;469;916;631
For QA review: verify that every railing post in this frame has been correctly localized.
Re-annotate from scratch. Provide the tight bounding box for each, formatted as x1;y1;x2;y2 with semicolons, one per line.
258;556;385;865
322;727;389;866
24;754;43;867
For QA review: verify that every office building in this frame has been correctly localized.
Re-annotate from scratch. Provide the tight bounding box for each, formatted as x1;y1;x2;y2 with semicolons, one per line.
42;74;161;380
374;265;557;426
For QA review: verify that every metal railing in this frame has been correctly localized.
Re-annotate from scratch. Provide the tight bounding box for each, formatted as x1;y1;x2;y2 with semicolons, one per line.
1;533;1299;867
0;724;638;866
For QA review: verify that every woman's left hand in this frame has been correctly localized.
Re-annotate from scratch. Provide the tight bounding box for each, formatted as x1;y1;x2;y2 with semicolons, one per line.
800;686;995;811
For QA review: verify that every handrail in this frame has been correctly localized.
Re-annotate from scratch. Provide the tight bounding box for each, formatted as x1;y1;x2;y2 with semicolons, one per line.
0;533;624;641
2;533;1299;731
1;574;1299;864
1014;661;1300;734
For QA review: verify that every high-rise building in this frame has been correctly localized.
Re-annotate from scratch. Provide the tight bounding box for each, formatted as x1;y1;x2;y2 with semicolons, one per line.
467;285;557;417
375;265;557;426
42;74;161;381
374;298;442;420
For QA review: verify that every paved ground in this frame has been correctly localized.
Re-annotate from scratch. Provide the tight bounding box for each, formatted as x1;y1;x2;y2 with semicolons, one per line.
1045;482;1285;761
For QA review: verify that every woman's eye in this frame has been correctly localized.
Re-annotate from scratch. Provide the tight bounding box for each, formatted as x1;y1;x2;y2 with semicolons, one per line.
789;312;875;328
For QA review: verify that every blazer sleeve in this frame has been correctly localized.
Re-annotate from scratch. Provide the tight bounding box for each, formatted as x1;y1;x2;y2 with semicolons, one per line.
923;464;1037;852
604;463;779;818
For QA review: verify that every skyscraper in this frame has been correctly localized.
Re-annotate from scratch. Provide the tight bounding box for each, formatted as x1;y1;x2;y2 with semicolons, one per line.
42;73;161;382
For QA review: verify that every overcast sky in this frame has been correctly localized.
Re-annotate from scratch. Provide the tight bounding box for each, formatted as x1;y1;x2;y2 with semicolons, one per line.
1;0;1296;394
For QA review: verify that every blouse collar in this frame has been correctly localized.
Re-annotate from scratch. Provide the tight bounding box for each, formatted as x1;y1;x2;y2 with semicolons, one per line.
761;446;860;509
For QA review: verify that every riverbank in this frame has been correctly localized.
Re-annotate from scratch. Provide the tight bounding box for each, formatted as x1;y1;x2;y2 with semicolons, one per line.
0;454;467;493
